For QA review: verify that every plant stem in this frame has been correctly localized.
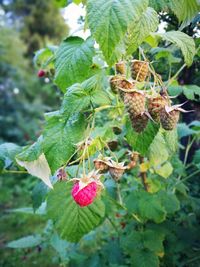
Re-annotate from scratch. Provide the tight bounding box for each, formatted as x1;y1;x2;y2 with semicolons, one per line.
176;169;200;186
177;136;196;181
139;156;149;192
168;63;186;85
116;182;123;205
2;170;28;174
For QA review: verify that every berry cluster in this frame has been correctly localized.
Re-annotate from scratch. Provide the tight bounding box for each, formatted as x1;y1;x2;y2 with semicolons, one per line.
110;60;188;132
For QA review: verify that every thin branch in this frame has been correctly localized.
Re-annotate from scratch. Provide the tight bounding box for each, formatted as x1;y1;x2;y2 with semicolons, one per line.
139;156;149;192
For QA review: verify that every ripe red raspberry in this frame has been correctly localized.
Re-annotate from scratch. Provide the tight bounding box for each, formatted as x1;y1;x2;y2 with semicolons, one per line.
71;181;97;207
37;69;46;77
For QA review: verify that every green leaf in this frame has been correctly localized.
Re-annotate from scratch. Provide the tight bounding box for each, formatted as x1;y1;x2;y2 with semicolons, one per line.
149;0;168;11
34;46;57;69
126;7;159;55
0;143;21;170
55;37;95;92
121;229;164;254
139;194;166;223
50;233;69;261
47;182;105;242
17;136;43;162
177;123;195;138
169;0;200;30
157;191;180;214
155;161;173;178
125;118;160;156
163;128;178;154
53;0;68;8
125;191;166;223
168;85;183;97
149;132;169;166
130;249;159;267
7;235;42;248
61;83;91;115
61;73;110;116
143;230;164;253
182;85;200;101
86;0;148;65
43;113;86;173
159;31;196;66
32;181;49;210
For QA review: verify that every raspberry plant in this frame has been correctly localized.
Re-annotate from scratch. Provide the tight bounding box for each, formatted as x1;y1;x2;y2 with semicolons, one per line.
1;0;200;266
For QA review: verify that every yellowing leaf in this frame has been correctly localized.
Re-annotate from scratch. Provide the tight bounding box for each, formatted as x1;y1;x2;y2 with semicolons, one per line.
155;162;173;179
16;153;53;189
157;252;165;258
140;162;150;172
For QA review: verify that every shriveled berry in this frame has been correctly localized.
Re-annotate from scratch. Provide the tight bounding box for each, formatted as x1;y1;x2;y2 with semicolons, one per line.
130;113;149;133
71;181;97;207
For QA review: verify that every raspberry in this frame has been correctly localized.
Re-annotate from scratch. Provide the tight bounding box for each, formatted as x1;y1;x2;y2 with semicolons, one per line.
147;95;169;123
131;60;149;82
115;61;126;75
110;76;133;96
124;91;146;117
110;76;123;94
160;109;180;131
72;181;97;207
37;69;46;77
130;112;149;133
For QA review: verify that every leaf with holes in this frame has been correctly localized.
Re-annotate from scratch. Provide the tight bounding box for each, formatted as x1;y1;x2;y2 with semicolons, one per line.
47;182;105;242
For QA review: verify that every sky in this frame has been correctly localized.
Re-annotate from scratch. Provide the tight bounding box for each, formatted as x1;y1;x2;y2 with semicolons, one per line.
62;3;90;39
62;2;167;39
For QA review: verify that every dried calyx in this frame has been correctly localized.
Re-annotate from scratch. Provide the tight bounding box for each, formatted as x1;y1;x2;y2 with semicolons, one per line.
127;151;139;169
94;157;127;181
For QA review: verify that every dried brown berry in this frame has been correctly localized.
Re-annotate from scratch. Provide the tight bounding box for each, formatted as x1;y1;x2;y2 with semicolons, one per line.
130;112;149;133
93;159;109;173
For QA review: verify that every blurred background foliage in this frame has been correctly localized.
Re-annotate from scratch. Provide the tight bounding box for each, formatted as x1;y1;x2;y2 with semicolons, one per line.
0;0;69;145
0;2;69;265
0;1;200;266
